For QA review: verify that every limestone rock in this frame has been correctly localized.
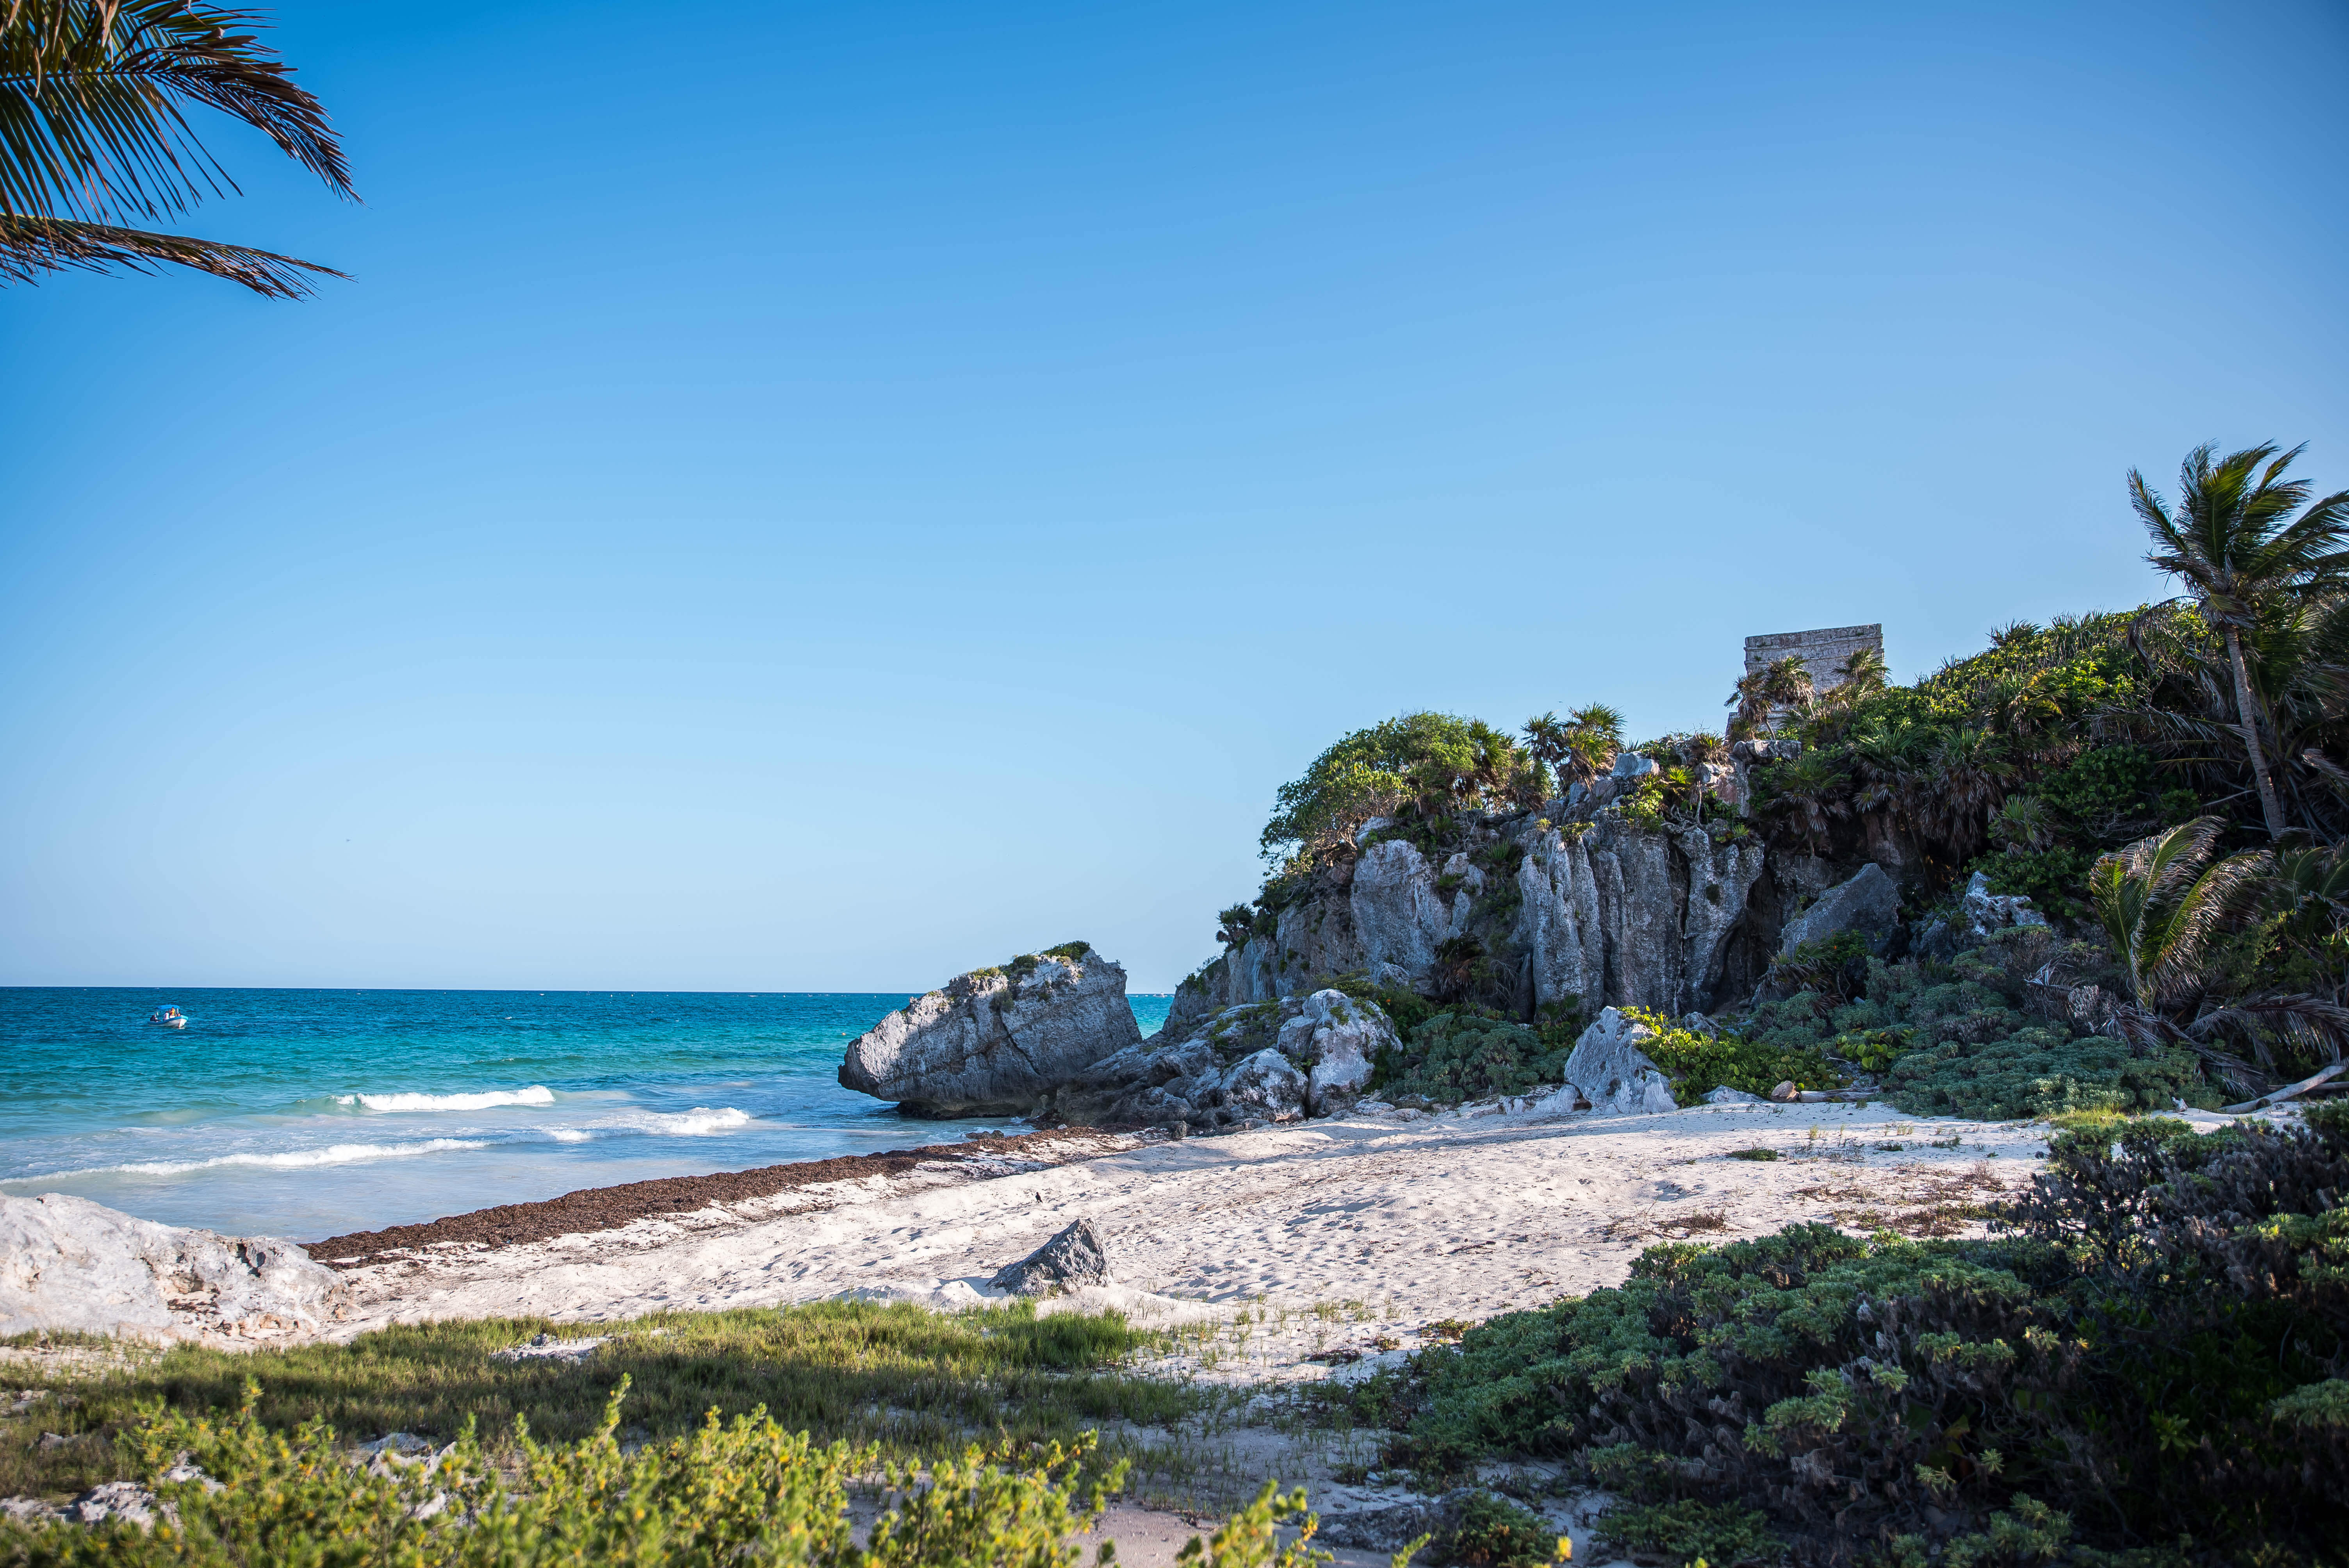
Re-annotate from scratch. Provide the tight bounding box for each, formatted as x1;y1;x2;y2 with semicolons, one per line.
1294;989;1381;1114
839;944;1141;1117
1349;839;1454;988
1963;871;2049;937
1704;1085;1763;1105
1611;752;1659;779
989;1218;1111;1296
0;1193;350;1345
1560;1007;1678;1115
1778;862;1902;956
1222;1049;1308;1121
1052;1033;1223;1129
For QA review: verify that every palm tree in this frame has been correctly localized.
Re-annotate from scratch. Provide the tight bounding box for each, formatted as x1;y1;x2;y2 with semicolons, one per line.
2132;444;2349;839
1725;670;1772;740
3;0;354;297
1557;703;1624;787
1520;713;1568;772
1830;646;1888;699
2087;818;2271;1014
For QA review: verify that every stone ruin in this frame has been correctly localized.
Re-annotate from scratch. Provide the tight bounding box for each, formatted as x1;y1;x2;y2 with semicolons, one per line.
1744;623;1884;694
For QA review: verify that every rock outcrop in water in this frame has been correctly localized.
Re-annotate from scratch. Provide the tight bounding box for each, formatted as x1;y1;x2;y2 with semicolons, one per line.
838;943;1142;1117
0;1192;351;1344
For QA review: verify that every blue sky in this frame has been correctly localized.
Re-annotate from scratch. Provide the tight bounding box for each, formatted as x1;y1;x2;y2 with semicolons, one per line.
5;0;2346;992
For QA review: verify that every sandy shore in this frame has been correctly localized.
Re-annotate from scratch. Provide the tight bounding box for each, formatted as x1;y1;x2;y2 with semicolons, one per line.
330;1098;2060;1363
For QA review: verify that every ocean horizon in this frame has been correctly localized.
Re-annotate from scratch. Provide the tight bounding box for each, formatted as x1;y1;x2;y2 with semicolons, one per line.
0;986;1173;1241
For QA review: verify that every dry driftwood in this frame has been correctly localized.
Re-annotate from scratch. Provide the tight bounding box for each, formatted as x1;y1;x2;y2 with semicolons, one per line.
2219;1060;2348;1116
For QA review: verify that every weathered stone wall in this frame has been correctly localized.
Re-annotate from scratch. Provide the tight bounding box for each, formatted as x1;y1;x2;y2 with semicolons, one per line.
1744;623;1884;693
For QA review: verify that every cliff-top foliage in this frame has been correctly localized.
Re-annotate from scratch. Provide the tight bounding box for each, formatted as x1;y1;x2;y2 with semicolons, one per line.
1379;1103;2349;1566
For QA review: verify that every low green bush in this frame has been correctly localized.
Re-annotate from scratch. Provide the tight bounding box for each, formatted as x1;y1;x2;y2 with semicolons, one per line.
0;1379;1335;1568
1429;1490;1562;1568
1622;1010;1845;1101
1372;1013;1568;1103
0;1300;1189;1501
1735;930;2223;1120
1885;1028;2214;1119
1384;1104;2349;1565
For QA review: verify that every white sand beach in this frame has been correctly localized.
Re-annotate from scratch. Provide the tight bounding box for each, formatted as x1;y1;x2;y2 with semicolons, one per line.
338;1098;2059;1368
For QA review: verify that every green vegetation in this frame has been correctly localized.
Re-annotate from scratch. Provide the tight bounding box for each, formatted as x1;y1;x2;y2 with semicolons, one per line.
0;1300;1201;1502
1355;996;1589;1104
1620;1009;1844;1102
1259;714;1529;871
0;1381;1337;1568
1426;1490;1563;1568
1;3;356;297
1378;1104;2349;1565
1371;1013;1566;1103
1740;929;2221;1119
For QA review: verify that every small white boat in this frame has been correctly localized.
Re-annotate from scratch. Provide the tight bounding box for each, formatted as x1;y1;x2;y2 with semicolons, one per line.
148;1006;188;1029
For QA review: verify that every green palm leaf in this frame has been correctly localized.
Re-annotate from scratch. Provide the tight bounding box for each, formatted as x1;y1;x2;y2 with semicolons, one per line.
1;0;351;294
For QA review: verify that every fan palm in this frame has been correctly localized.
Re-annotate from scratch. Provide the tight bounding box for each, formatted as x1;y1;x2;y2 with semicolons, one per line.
2087;817;2271;1012
2132;444;2349;838
2;0;353;297
1565;703;1623;782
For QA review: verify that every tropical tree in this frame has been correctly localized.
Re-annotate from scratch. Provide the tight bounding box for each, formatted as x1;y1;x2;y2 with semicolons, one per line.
2087;817;2270;1014
1725;670;1772;740
2;0;354;297
1520;712;1567;772
1215;904;1256;951
1558;703;1624;786
2132;443;2349;838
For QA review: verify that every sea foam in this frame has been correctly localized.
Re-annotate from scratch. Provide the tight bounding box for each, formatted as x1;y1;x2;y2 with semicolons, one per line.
58;1138;492;1179
338;1086;557;1112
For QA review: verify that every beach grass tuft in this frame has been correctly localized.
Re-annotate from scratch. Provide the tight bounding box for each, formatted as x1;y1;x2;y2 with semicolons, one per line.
0;1299;1223;1501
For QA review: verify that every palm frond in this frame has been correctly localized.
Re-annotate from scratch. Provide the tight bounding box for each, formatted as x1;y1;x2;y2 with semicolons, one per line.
0;0;351;223
0;209;339;294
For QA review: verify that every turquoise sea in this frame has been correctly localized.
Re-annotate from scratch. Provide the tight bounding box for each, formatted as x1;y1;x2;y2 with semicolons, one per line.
0;988;1171;1242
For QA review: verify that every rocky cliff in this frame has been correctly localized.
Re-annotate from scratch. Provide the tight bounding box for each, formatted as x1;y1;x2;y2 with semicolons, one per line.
1166;776;1842;1038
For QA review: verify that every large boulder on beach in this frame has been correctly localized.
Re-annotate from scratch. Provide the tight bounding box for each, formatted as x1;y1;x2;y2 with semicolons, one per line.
989;1218;1111;1296
0;1192;351;1345
1222;1049;1309;1122
1558;1007;1678;1115
839;944;1143;1117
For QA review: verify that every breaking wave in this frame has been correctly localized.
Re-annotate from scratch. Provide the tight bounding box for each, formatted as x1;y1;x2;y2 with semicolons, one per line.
50;1139;493;1179
336;1086;557;1112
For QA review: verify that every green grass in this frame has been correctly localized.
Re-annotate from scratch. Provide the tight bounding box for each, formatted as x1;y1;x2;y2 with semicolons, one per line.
0;1299;1220;1501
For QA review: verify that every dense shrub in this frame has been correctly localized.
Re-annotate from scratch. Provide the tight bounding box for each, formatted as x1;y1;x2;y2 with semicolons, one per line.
1387;1105;2349;1566
0;1381;1331;1568
1623;1010;1845;1102
1735;931;2221;1120
1885;1029;2212;1119
1373;1013;1568;1103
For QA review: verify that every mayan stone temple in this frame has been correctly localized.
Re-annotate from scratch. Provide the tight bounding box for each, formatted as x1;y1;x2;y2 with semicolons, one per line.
1744;622;1884;693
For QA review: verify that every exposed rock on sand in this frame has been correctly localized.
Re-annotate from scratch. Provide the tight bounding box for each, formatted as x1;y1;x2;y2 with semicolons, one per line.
839;944;1142;1117
0;1192;350;1345
1555;1007;1677;1115
988;1217;1111;1295
1052;989;1397;1131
